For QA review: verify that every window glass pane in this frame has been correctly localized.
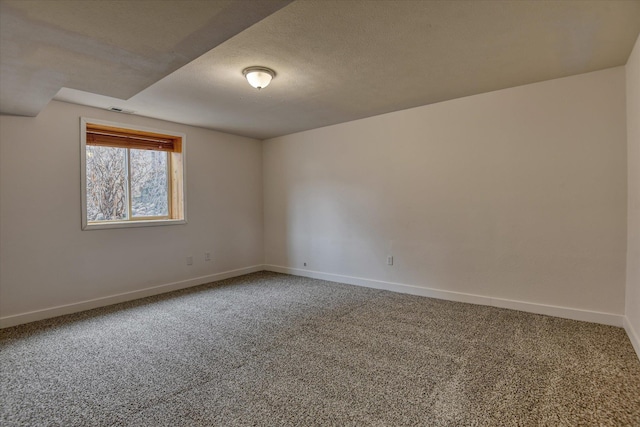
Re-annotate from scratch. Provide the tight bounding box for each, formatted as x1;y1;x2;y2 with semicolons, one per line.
86;146;128;221
130;149;169;217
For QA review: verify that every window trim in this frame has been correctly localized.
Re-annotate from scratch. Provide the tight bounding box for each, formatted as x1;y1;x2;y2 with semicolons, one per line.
81;117;187;230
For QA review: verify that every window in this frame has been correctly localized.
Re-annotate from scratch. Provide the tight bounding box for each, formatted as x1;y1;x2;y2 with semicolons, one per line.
81;118;186;230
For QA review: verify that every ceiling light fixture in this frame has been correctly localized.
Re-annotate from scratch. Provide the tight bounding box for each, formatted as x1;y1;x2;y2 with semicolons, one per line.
242;66;275;90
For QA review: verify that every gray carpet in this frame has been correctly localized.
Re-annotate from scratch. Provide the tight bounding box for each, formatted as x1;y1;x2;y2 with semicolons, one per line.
1;272;639;426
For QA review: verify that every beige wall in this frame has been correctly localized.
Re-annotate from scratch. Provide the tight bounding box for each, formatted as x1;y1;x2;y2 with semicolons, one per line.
0;66;632;332
627;34;640;350
0;101;263;321
264;67;627;317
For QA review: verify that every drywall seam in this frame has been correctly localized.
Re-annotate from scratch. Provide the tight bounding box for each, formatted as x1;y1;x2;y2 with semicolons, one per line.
0;265;264;328
624;316;640;361
265;265;624;327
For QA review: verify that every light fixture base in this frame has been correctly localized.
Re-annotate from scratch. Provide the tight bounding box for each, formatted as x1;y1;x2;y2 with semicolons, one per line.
242;66;276;90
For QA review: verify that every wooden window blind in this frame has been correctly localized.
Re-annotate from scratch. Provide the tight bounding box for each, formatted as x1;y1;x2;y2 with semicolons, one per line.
86;124;182;153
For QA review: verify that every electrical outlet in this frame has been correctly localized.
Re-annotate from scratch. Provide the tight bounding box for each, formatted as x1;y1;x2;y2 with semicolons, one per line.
205;252;211;261
186;256;193;266
387;256;393;266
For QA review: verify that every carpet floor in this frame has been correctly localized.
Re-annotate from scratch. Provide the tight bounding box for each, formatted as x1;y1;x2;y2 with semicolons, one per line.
1;271;639;426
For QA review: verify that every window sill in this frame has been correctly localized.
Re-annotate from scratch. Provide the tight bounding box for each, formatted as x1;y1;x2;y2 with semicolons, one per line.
82;219;187;231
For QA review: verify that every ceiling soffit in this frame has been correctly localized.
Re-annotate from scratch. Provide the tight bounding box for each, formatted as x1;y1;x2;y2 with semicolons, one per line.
0;0;292;116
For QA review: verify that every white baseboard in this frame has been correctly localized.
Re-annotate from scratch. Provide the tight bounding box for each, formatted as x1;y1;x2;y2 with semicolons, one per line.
0;265;264;329
3;264;629;343
624;316;640;361
265;265;624;327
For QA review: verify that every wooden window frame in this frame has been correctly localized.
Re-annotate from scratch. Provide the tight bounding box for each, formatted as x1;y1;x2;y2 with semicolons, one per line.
81;117;187;230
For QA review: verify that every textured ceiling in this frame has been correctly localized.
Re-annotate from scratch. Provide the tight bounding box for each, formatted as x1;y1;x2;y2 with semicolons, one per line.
2;0;640;140
0;0;292;116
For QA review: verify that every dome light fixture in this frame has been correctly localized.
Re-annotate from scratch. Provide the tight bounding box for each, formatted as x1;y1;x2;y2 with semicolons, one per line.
242;66;275;90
